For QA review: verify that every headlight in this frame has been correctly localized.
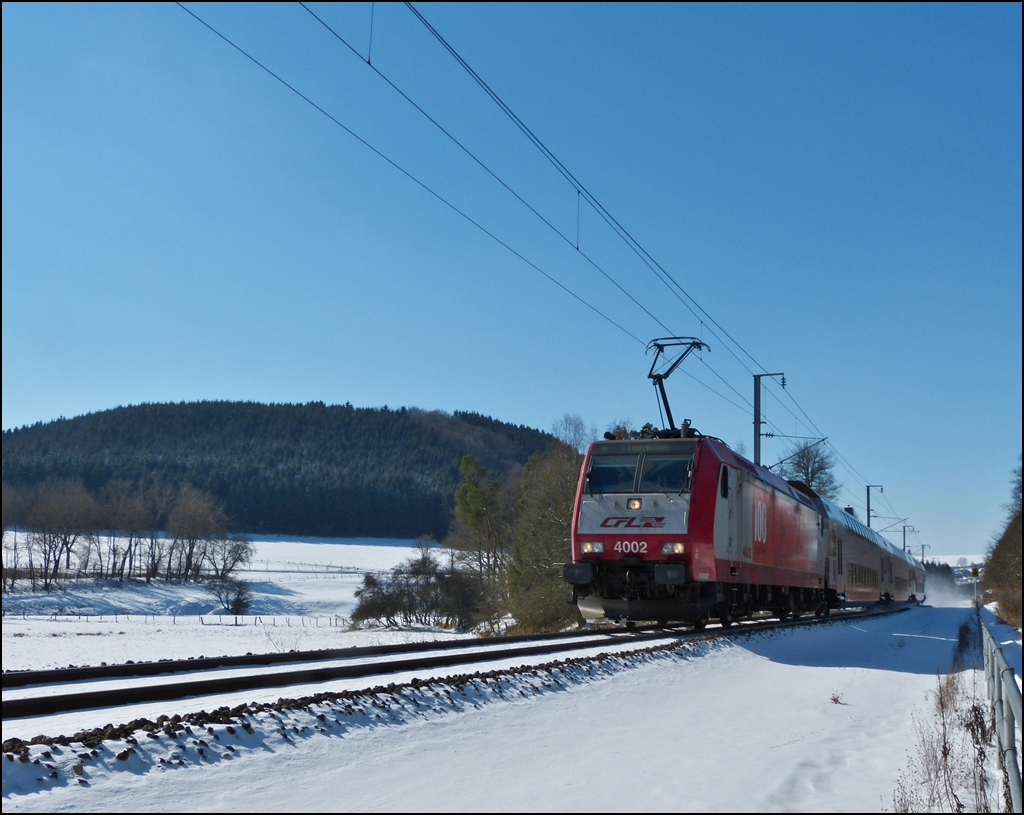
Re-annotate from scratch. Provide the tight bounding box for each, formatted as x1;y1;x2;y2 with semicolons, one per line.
581;541;604;555
661;542;685;555
627;498;642;511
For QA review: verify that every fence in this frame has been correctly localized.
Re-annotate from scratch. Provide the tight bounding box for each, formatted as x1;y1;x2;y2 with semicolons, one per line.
6;612;350;628
981;611;1022;812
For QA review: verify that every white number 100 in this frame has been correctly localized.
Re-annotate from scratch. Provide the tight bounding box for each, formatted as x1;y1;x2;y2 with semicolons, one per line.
754;501;768;543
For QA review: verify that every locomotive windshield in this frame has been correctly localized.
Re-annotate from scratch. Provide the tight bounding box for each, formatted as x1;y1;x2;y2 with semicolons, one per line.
638;455;693;493
587;455;639;493
586;441;697;494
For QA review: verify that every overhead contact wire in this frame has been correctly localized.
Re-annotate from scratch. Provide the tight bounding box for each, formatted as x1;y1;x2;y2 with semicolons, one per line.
176;2;645;347
403;0;770;374
301;1;774;419
300;2;676;340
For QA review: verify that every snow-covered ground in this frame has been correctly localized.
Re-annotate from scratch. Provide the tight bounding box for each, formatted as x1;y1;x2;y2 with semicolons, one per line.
2;536;1021;812
926;553;986;566
2;536;463;671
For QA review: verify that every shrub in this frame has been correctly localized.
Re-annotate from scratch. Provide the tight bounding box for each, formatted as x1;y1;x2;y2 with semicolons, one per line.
208;579;252;615
352;548;492;631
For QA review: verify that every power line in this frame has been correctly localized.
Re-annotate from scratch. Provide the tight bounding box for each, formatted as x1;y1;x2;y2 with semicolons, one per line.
175;2;645;347
299;2;782;425
309;1;818;445
404;2;772;379
298;3;681;344
179;3;770;430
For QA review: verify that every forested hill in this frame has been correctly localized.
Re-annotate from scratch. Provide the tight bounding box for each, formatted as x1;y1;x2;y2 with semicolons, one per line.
1;401;556;539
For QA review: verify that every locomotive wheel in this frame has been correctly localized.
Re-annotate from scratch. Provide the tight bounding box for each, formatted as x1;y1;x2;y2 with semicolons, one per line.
718;609;734;628
776;608;790;621
692;615;708;631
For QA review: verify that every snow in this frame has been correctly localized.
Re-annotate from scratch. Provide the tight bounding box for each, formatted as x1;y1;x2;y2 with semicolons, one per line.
926;553;986;566
2;536;1021;813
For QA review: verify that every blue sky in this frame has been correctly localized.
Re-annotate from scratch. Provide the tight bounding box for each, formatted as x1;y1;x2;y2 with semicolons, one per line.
3;3;1021;555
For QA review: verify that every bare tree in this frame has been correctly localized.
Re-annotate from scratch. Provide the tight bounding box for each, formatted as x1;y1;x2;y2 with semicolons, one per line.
205;534;254;580
101;481;143;580
208;578;252;615
166;486;227;582
142;482;176;582
777;441;840;500
26;479;101;590
606;418;635;437
551;413;597;453
2;482;27;592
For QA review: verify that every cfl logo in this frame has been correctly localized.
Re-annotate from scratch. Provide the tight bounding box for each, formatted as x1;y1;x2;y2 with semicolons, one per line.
754;501;768;543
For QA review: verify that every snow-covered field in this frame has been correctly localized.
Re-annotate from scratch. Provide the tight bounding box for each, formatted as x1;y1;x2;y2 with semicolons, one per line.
2;536;1020;813
2;536;463;671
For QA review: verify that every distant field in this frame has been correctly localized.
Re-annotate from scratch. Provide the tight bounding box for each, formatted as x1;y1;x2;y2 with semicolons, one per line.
927;553;986;566
1;535;465;674
0;534;428;618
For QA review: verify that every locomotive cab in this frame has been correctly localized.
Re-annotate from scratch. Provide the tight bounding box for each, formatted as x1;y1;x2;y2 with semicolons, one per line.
564;435;717;624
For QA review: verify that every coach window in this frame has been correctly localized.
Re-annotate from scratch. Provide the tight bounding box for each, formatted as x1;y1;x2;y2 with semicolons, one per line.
587;455;639;493
639;455;694;494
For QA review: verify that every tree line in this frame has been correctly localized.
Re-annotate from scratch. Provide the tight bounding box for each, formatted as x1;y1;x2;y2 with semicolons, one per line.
2;401;555;540
983;455;1022;628
1;478;251;592
354;414;592;633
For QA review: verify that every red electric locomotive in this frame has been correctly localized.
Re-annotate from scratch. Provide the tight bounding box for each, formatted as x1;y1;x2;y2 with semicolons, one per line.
562;338;925;625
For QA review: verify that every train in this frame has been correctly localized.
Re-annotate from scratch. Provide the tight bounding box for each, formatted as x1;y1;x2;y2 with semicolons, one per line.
562;342;924;626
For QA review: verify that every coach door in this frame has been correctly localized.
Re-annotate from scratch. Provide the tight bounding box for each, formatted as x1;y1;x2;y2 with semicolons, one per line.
714;464;746;563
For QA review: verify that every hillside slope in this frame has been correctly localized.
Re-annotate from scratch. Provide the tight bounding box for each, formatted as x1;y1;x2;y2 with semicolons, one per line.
1;401;555;539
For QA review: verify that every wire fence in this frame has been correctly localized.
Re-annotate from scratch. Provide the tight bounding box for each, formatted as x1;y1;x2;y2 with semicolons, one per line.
244;559;360;574
5;611;351;628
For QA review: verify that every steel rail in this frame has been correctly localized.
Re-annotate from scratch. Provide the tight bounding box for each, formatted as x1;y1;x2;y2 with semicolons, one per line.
2;606;901;721
1;623;676;689
2;629;683;719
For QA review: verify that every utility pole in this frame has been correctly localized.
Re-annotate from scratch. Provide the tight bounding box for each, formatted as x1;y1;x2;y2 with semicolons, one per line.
866;484;883;529
753;372;785;466
918;543;930;562
902;524;916;552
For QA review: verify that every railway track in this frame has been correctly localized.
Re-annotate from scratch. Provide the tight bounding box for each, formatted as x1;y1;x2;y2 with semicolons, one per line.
2;604;908;721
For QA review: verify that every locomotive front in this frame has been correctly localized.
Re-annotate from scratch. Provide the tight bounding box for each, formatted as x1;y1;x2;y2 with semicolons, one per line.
563;437;712;623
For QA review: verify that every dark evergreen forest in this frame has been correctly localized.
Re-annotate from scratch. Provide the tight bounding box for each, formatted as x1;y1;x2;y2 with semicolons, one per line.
1;401;555;539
